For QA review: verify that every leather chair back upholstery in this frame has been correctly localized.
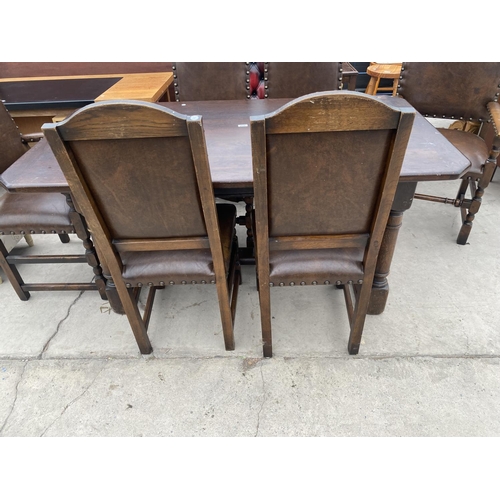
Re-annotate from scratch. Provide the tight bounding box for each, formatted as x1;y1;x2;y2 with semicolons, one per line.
172;62;248;101
68;132;207;240
266;127;394;237
265;62;343;98
398;62;500;121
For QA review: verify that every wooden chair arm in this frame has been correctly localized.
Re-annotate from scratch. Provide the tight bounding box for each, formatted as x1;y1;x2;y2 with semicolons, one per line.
21;132;43;143
487;101;500;137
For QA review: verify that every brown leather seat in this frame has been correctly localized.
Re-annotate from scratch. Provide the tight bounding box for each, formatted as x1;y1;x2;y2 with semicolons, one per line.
398;62;500;245
121;204;236;285
0;192;73;232
0;101;107;301
43;100;241;355
251;91;415;357
439;128;490;175
269;248;365;285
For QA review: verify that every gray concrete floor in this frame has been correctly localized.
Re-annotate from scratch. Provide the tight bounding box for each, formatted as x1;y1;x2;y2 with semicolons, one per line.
1;177;499;437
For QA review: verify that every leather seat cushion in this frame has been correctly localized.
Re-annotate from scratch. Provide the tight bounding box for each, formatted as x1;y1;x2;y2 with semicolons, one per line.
268;247;365;286
121;204;236;286
0;191;73;233
439;128;489;176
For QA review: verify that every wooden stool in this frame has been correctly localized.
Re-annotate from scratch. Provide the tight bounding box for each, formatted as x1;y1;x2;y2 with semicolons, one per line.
365;63;402;96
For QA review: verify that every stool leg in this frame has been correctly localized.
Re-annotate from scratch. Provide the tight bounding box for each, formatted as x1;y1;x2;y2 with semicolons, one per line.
365;76;378;95
392;77;398;96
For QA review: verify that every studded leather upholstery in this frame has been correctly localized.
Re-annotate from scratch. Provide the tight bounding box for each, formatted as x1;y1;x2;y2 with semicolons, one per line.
249;63;343;99
398;63;500;121
439;129;490;175
172;63;248;101
0;191;73;235
121;204;236;286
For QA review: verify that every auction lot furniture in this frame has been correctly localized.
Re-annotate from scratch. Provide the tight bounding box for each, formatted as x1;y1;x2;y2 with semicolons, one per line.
1;95;470;320
0;72;173;134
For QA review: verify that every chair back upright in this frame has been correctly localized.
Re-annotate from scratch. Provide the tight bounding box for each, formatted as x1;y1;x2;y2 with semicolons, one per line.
0;101;28;175
265;62;343;98
42;100;225;282
172;62;248;101
397;62;500;121
251;90;415;273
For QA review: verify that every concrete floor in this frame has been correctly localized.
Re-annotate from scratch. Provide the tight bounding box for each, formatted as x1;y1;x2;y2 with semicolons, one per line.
1;177;499;437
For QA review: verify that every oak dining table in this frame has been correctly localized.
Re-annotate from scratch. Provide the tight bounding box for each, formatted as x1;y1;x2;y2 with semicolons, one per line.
0;95;471;315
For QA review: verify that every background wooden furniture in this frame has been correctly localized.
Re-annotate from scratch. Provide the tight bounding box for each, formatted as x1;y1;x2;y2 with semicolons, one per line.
0;72;174;135
251;92;415;357
0;101;107;300
2;97;470;316
397;62;500;244
342;62;358;90
365;63;402;96
43;101;241;355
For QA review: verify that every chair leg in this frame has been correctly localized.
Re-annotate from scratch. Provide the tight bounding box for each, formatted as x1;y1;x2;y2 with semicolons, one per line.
257;278;273;358
456;177;470;223
347;282;372;355
456;177;489;245
215;280;235;351
0;239;30;300
58;233;71;244
457;148;500;245
118;285;152;355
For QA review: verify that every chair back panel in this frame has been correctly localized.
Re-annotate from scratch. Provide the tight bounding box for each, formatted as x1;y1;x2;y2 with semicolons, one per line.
251;91;415;247
173;63;247;101
266;63;343;98
44;101;210;242
267;129;393;236
0;101;29;175
68;137;207;239
398;62;500;121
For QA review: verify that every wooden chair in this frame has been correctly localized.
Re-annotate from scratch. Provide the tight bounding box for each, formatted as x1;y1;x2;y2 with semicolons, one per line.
172;63;248;101
397;62;500;245
0;101;107;301
42;100;241;355
365;63;402;96
250;91;415;357
261;62;343;98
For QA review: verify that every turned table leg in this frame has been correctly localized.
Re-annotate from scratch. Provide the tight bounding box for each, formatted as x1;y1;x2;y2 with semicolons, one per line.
368;182;417;315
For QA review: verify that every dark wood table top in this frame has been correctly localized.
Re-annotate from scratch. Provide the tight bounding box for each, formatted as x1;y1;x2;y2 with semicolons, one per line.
0;97;471;194
0;77;122;111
